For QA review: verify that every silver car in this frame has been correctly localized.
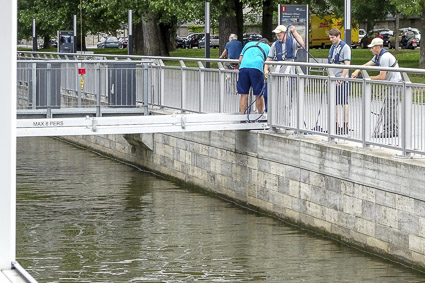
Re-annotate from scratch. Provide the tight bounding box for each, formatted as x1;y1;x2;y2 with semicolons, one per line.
97;36;119;48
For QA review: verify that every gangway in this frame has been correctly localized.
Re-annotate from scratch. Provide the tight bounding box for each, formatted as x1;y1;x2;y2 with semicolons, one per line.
16;113;268;137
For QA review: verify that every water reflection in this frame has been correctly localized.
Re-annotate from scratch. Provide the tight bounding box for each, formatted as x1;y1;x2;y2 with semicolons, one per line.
16;137;425;282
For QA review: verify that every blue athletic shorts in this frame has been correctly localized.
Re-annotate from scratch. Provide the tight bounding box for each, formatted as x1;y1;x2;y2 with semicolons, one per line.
336;82;349;105
237;68;264;96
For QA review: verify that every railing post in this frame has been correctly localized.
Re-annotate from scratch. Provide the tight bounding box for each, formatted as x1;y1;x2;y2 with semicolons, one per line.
296;66;304;133
46;63;52;118
401;73;412;157
219;63;225;113
0;0;16;268
198;61;205;113
31;62;37;109
327;68;336;141
96;63;101;117
143;62;150;115
362;70;372;149
269;72;276;128
77;63;82;108
159;60;165;108
180;60;186;112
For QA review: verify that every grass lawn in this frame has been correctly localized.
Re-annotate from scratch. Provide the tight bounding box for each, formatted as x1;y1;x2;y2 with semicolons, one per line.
21;46;425;82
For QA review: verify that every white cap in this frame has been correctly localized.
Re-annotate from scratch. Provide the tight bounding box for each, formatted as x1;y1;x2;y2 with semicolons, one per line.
272;25;287;34
368;38;384;48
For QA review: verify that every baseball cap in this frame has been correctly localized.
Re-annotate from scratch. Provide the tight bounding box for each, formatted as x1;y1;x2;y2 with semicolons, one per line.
272;25;287;33
368;38;384;48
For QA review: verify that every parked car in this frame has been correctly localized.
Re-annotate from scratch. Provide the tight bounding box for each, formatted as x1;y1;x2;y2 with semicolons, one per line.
118;37;128;49
198;35;219;48
184;33;204;49
388;29;419;49
97;36;119;48
359;29;366;41
243;33;262;45
360;29;393;49
175;36;185;48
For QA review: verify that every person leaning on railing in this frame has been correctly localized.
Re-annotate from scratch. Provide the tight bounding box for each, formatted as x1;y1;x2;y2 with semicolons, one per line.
237;38;270;114
351;37;402;138
219;34;242;69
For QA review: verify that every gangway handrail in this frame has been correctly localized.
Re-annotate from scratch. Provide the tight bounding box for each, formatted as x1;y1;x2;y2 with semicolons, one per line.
11;261;38;283
17;51;425;75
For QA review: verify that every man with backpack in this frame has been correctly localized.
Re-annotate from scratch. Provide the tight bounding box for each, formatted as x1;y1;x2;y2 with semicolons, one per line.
328;28;351;135
351;37;402;138
262;25;303;115
264;25;304;76
237;38;270;114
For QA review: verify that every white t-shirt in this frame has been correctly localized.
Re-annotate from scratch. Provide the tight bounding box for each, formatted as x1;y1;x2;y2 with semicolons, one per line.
371;51;402;82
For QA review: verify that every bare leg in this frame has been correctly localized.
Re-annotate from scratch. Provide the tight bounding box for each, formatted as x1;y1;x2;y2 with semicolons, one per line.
344;104;349;125
240;94;248;114
256;96;264;114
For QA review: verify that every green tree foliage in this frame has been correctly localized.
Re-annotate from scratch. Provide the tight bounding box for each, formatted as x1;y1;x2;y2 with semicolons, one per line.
390;0;425;67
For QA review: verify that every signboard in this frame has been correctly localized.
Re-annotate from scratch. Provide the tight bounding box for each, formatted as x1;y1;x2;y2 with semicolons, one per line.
278;4;309;50
58;30;75;53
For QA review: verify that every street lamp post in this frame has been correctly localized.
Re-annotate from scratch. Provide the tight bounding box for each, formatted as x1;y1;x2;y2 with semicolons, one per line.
344;0;351;45
205;1;210;68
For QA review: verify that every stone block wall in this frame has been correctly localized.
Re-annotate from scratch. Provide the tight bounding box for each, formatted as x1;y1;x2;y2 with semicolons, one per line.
63;129;425;269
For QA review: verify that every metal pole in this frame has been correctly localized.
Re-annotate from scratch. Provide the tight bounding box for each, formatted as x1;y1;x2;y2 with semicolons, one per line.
143;63;149;115
77;63;82;108
344;0;351;46
0;0;17;269
205;2;210;68
32;19;37;51
73;15;77;53
128;10;133;55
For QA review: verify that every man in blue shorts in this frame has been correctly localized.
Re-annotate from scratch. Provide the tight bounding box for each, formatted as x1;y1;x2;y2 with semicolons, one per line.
237;38;270;114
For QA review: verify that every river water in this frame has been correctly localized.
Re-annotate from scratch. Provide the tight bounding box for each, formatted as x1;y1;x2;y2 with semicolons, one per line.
16;137;425;282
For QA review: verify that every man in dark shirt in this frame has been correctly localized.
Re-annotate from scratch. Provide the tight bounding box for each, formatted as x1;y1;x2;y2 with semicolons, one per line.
219;34;243;68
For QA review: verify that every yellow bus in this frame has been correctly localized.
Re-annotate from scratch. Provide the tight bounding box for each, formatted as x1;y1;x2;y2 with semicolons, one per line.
309;15;360;49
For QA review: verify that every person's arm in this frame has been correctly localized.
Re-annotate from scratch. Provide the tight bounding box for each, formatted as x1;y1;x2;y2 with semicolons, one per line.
264;57;273;77
340;60;350;78
351;60;375;78
370;71;387;80
219;49;228;59
238;55;243;65
290;26;304;46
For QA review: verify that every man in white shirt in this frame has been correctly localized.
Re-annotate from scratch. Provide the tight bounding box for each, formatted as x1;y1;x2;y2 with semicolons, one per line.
352;38;402;138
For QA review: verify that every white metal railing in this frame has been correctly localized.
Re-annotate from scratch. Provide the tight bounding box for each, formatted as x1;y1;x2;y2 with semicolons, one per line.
268;61;425;157
16;51;425;157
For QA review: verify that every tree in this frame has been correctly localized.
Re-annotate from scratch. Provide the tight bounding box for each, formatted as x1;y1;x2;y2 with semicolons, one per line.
18;0;125;50
390;0;425;67
218;0;243;56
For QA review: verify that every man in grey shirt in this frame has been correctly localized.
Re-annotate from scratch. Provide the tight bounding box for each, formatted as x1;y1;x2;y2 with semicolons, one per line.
263;25;303;114
328;28;351;134
352;37;402;138
264;25;304;76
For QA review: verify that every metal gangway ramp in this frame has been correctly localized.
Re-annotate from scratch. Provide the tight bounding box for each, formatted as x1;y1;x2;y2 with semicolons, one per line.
16;53;268;137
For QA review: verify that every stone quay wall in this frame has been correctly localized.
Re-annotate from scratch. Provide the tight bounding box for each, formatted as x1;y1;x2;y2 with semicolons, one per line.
62;128;425;270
